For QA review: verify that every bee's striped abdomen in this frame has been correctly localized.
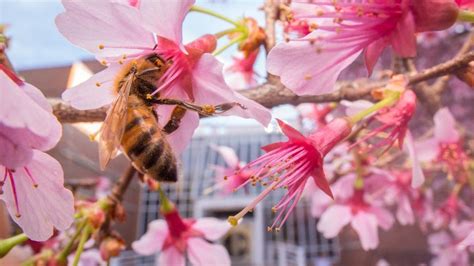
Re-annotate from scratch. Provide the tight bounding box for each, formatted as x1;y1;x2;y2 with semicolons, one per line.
121;97;177;182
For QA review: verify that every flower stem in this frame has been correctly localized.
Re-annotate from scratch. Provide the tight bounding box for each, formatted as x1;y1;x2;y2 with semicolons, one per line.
348;90;401;124
158;187;174;213
458;10;474;22
72;224;92;266
56;219;87;264
215;28;242;39
213;35;246;56
190;5;242;28
0;233;28;258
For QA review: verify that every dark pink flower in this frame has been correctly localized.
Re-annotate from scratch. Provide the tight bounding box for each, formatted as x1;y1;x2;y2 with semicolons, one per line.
56;0;271;154
267;0;460;95
228;118;352;230
132;208;231;266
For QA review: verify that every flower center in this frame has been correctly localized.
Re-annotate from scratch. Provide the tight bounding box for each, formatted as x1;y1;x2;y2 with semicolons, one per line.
228;142;320;231
438;142;467;176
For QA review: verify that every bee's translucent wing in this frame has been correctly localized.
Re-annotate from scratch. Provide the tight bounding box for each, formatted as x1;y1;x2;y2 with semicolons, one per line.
98;77;133;170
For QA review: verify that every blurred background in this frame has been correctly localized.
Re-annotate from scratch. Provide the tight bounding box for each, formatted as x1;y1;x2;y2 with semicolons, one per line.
1;1;473;265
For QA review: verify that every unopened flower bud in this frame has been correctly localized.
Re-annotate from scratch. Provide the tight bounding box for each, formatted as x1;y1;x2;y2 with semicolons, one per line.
233;17;266;57
87;206;106;229
99;237;125;261
411;0;459;32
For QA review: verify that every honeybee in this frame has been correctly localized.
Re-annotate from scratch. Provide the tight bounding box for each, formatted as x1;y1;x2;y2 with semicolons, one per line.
99;53;244;182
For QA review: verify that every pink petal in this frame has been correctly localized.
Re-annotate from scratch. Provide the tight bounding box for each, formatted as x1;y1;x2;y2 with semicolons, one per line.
390;11;417;57
351;212;379;250
457;231;474;250
311;189;332;217
139;0;194;51
433;107;459;142
404;131;425;188
396;194;415;225
415;138;439;162
276;119;306;141
187;238;231;266
132;220;168;255
192;218;230;241
62;63;121;110
364;38;388;75
158;246;185;266
312;167;333;199
0;133;33;168
331;174;356;200
22;83;52;112
56;0;155;58
0;71;54;138
267;31;362;95
155;104;199;156
211;145;239;169
317;204;352;238
191;54;271;126
0;151;74;241
261;142;285;152
341;100;374;117
369;206;394;231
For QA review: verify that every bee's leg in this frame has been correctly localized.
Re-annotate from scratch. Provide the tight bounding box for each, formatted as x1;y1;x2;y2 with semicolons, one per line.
162;106;187;134
149;98;246;117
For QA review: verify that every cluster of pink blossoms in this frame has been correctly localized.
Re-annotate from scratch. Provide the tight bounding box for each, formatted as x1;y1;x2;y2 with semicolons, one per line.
0;66;74;241
56;0;271;155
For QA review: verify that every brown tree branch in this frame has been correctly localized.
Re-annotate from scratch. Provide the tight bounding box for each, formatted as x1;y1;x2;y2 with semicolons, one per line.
51;51;474;124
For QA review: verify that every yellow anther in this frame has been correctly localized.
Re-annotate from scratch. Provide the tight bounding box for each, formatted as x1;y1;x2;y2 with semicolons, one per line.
267;226;273;232
223;176;228;180
228;216;239;226
271;207;277;213
118;60;124;65
304;74;312;80
146;94;153;100
96;82;101;87
202;104;215;115
275;227;281;232
98;44;105;50
122;54;127;60
100;60;107;66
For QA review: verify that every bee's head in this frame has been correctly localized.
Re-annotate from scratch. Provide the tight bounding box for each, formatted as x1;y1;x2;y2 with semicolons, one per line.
145;53;172;74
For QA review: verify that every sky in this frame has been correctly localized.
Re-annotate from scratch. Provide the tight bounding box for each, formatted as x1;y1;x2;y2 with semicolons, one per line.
0;0;297;131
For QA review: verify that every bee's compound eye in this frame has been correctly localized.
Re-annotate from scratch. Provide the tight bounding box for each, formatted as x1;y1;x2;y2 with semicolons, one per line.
146;54;166;66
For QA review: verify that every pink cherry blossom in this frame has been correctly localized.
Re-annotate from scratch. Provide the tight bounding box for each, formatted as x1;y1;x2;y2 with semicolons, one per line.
132;208;231;266
428;221;474;266
56;0;271;154
366;170;420;225
317;175;394;250
209;145;251;195
416;108;468;182
353;90;416;152
432;194;472;229
0;68;61;168
228;118;352;230
267;0;460;95
0;67;73;241
226;50;259;88
0;151;75;241
347;90;424;187
297;103;334;129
